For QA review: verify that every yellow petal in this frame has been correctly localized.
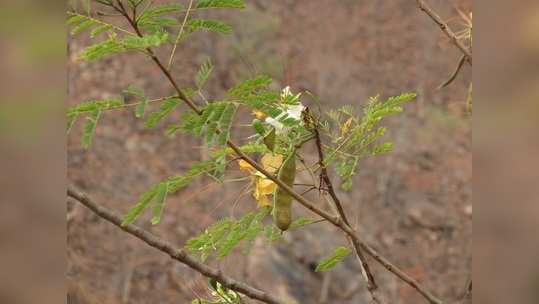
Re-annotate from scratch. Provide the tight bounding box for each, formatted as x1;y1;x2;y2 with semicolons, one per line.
261;153;283;174
238;159;256;174
252;110;267;120
256;194;272;207
340;117;353;135
257;178;277;195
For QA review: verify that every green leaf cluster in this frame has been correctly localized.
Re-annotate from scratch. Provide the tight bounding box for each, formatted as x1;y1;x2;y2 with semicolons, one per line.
228;76;303;128
67;97;124;149
180;101;238;147
67;13;114;38
196;0;246;9
123;84;150;118
138;3;184;32
324;92;416;189
122;160;218;226
145;97;181;128
186;19;232;35
186;207;273;260
78;31;169;61
192;278;244;304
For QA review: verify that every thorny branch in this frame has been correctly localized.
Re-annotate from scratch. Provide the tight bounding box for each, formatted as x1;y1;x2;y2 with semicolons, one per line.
67;186;285;304
75;2;446;304
309;112;383;303
415;0;472;65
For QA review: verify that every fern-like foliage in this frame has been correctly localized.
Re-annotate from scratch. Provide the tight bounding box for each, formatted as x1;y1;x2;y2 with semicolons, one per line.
315;246;352;272
196;0;246;9
179;101;238;147
123;84;149;118
196;58;214;90
145;97;181;128
77;31;169;61
138;3;184;32
186;206;272;261
185;19;233;35
192;279;244;304
323;92;416;189
67;13;114;38
67;97;124;148
227;75;303;128
122;160;218;226
210;142;268;158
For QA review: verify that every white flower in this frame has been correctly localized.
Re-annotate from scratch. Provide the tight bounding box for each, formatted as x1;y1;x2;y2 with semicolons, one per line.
286;104;305;120
265;117;285;132
281;86;292;99
281;86;302;104
264;100;305;135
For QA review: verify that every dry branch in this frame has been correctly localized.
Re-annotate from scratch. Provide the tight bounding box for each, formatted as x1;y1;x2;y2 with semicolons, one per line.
415;0;472;65
67;186;285;304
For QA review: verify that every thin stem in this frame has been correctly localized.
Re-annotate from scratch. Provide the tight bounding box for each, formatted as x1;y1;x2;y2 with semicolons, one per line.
67;186;285;304
168;0;194;69
438;54;466;89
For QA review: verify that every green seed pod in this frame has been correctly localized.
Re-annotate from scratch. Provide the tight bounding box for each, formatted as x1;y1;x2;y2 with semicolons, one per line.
263;128;276;152
273;151;296;231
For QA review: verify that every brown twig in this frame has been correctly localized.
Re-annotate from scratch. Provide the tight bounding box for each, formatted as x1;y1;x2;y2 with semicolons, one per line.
437;54;466;89
415;0;472;65
460;279;472;303
67;186;285;304
102;4;445;304
310;117;381;302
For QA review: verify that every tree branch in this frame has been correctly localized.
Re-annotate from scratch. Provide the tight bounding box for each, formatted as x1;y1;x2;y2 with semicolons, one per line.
311;117;382;303
67;186;285;304
108;5;445;304
415;0;472;65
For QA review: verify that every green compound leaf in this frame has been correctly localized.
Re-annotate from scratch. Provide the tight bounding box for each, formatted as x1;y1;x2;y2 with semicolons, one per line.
81;109;101;149
151;182;169;225
186;19;233;35
145;97;181;128
315;246;352;272
196;58;214;89
196;0;246;9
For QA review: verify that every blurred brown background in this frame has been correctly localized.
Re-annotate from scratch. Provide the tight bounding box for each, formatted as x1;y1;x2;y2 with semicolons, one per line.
67;1;472;303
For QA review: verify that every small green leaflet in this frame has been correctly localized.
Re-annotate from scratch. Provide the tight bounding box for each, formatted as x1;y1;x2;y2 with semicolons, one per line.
122;160;218;226
196;0;246;9
79;32;169;62
227;75;272;98
82;109;101;149
135;99;149;118
138;3;184;22
145;98;181;128
80;36;126;61
315;246;352;272
180;102;237;147
122;185;159;226
289;217;317;230
186;19;233;35
151;182;169;225
251;119;266;136
123;85;148;118
210;142;268;158
67;98;123;147
196;58;213;89
67;13;114;38
186;207;272;261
